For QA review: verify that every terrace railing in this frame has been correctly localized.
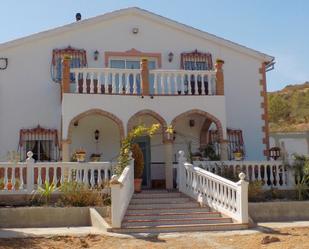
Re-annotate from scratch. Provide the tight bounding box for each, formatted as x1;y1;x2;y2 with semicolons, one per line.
0;151;112;195
193;160;294;190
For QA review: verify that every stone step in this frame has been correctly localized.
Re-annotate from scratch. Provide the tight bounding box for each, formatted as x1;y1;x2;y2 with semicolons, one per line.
124;211;221;220
122;217;232;227
111;223;248;233
128;202;200;210
133;192;182;199
130;197;191;204
126;207;211;215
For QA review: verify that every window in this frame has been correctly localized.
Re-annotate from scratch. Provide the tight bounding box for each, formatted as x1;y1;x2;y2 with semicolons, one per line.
110;58;157;94
181;50;213;95
19;125;59;161
51;46;87;83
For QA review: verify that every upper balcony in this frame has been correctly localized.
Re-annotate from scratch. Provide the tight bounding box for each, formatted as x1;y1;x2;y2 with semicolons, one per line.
61;58;225;97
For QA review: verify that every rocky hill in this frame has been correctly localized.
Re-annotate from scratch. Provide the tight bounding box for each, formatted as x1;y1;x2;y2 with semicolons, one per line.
268;82;309;132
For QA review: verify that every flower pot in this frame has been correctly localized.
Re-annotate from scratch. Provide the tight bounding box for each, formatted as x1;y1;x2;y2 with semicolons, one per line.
75;152;86;162
7;181;12;190
90;156;101;162
134;178;143;193
234;152;243;161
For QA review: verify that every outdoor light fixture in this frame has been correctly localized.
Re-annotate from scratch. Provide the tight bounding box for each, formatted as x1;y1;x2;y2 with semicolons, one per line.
189;119;195;127
132;27;139;34
168;52;174;62
0;58;8;70
94;130;100;141
94;50;99;61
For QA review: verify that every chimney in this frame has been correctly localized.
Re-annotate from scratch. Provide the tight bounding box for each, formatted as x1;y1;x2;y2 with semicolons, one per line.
75;13;82;21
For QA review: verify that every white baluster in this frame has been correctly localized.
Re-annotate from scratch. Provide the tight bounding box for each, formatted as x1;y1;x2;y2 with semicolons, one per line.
37;167;42;186
19;166;24;190
133;73;137;94
3;167;8;190
167;73;171;94
97;72;102;94
53;166;57;185
257;165;261;181
98;169;102;187
111;73;116;93
154;73;158;95
68;168;72;182
104;168;108;181
45;167;50;184
82;72;87;93
75;72;79;93
11;167;16;190
104;73;109;94
90;168;95;188
275;164;280;187
83;168;88;186
201;74;205;94
126;73;130;94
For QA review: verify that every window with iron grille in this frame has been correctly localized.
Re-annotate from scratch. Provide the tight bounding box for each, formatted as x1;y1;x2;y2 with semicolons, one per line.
19;125;59;161
51;46;87;83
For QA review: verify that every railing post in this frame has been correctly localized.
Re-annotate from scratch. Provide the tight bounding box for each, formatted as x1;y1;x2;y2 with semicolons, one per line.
215;59;224;95
220;140;229;161
62;56;71;98
140;58;149;96
178;151;187;193
236;172;249;223
26;151;35;194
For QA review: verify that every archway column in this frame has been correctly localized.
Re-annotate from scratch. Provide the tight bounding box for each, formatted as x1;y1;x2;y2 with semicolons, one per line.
61;139;71;162
163;137;174;189
220;139;229;161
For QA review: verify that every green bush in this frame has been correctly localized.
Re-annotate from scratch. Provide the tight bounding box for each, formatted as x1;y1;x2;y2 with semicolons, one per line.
131;143;144;179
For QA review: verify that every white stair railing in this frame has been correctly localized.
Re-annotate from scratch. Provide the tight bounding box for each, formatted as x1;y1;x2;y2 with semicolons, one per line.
178;151;249;224
110;154;134;228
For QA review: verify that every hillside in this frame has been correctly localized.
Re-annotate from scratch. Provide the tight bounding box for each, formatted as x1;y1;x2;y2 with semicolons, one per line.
268;82;309;132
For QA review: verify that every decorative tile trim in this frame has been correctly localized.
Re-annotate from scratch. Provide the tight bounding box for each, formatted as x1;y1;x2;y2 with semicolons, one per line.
259;63;270;158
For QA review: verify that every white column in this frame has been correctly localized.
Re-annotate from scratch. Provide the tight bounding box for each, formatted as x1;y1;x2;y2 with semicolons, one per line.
236;172;249;223
164;140;174;189
26;151;35;194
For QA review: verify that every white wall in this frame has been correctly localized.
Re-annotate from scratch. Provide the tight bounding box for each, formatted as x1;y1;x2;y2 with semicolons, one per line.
270;133;309;160
0;11;266;160
70;114;121;161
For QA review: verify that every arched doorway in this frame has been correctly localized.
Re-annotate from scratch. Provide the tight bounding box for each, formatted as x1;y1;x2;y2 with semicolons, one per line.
127;110;167;188
171;109;224;161
66;109;124;162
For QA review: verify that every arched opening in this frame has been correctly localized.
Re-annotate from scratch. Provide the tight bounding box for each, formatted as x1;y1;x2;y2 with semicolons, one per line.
67;109;124;162
127;110;167;188
171;109;223;161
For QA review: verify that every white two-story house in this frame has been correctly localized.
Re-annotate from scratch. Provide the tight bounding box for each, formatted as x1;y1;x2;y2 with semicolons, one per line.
0;7;274;189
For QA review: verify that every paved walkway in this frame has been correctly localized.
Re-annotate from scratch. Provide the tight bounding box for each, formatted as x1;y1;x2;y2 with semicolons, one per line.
0;221;309;239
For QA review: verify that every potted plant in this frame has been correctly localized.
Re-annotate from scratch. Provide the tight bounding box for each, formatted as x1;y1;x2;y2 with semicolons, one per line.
191;152;202;161
90;153;101;162
131;143;144;193
74;149;86;162
233;148;243;161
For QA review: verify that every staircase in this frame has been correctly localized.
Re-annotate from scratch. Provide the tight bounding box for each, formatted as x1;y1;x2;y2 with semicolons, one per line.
111;190;248;233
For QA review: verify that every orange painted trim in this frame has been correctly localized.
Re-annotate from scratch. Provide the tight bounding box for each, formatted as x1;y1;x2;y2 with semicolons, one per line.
104;48;162;68
260;62;270;159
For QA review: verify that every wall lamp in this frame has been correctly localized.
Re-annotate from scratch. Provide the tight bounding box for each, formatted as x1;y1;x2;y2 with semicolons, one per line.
0;58;8;70
94;130;100;141
168;52;174;63
94;50;99;61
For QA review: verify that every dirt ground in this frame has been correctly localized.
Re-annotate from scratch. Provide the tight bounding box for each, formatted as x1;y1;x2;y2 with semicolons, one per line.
0;226;309;249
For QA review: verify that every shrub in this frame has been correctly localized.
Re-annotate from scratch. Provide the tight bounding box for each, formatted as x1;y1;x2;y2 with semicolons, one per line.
248;180;264;202
291;154;309;200
131;143;144;179
59;182;109;207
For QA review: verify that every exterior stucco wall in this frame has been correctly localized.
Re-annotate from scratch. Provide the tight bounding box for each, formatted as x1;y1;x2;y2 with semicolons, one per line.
0;12;266;160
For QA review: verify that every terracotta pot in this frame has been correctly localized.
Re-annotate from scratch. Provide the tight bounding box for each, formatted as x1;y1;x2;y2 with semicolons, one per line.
134;178;143;193
7;181;12;190
234;152;243;161
76;152;86;162
90;156;101;162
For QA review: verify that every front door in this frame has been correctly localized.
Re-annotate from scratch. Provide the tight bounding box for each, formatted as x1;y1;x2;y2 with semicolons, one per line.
134;136;151;188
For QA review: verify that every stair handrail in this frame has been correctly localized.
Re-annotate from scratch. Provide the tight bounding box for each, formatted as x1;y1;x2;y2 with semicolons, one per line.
110;154;135;228
178;151;248;223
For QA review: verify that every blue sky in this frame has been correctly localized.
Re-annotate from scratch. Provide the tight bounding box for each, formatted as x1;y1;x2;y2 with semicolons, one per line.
1;0;308;91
